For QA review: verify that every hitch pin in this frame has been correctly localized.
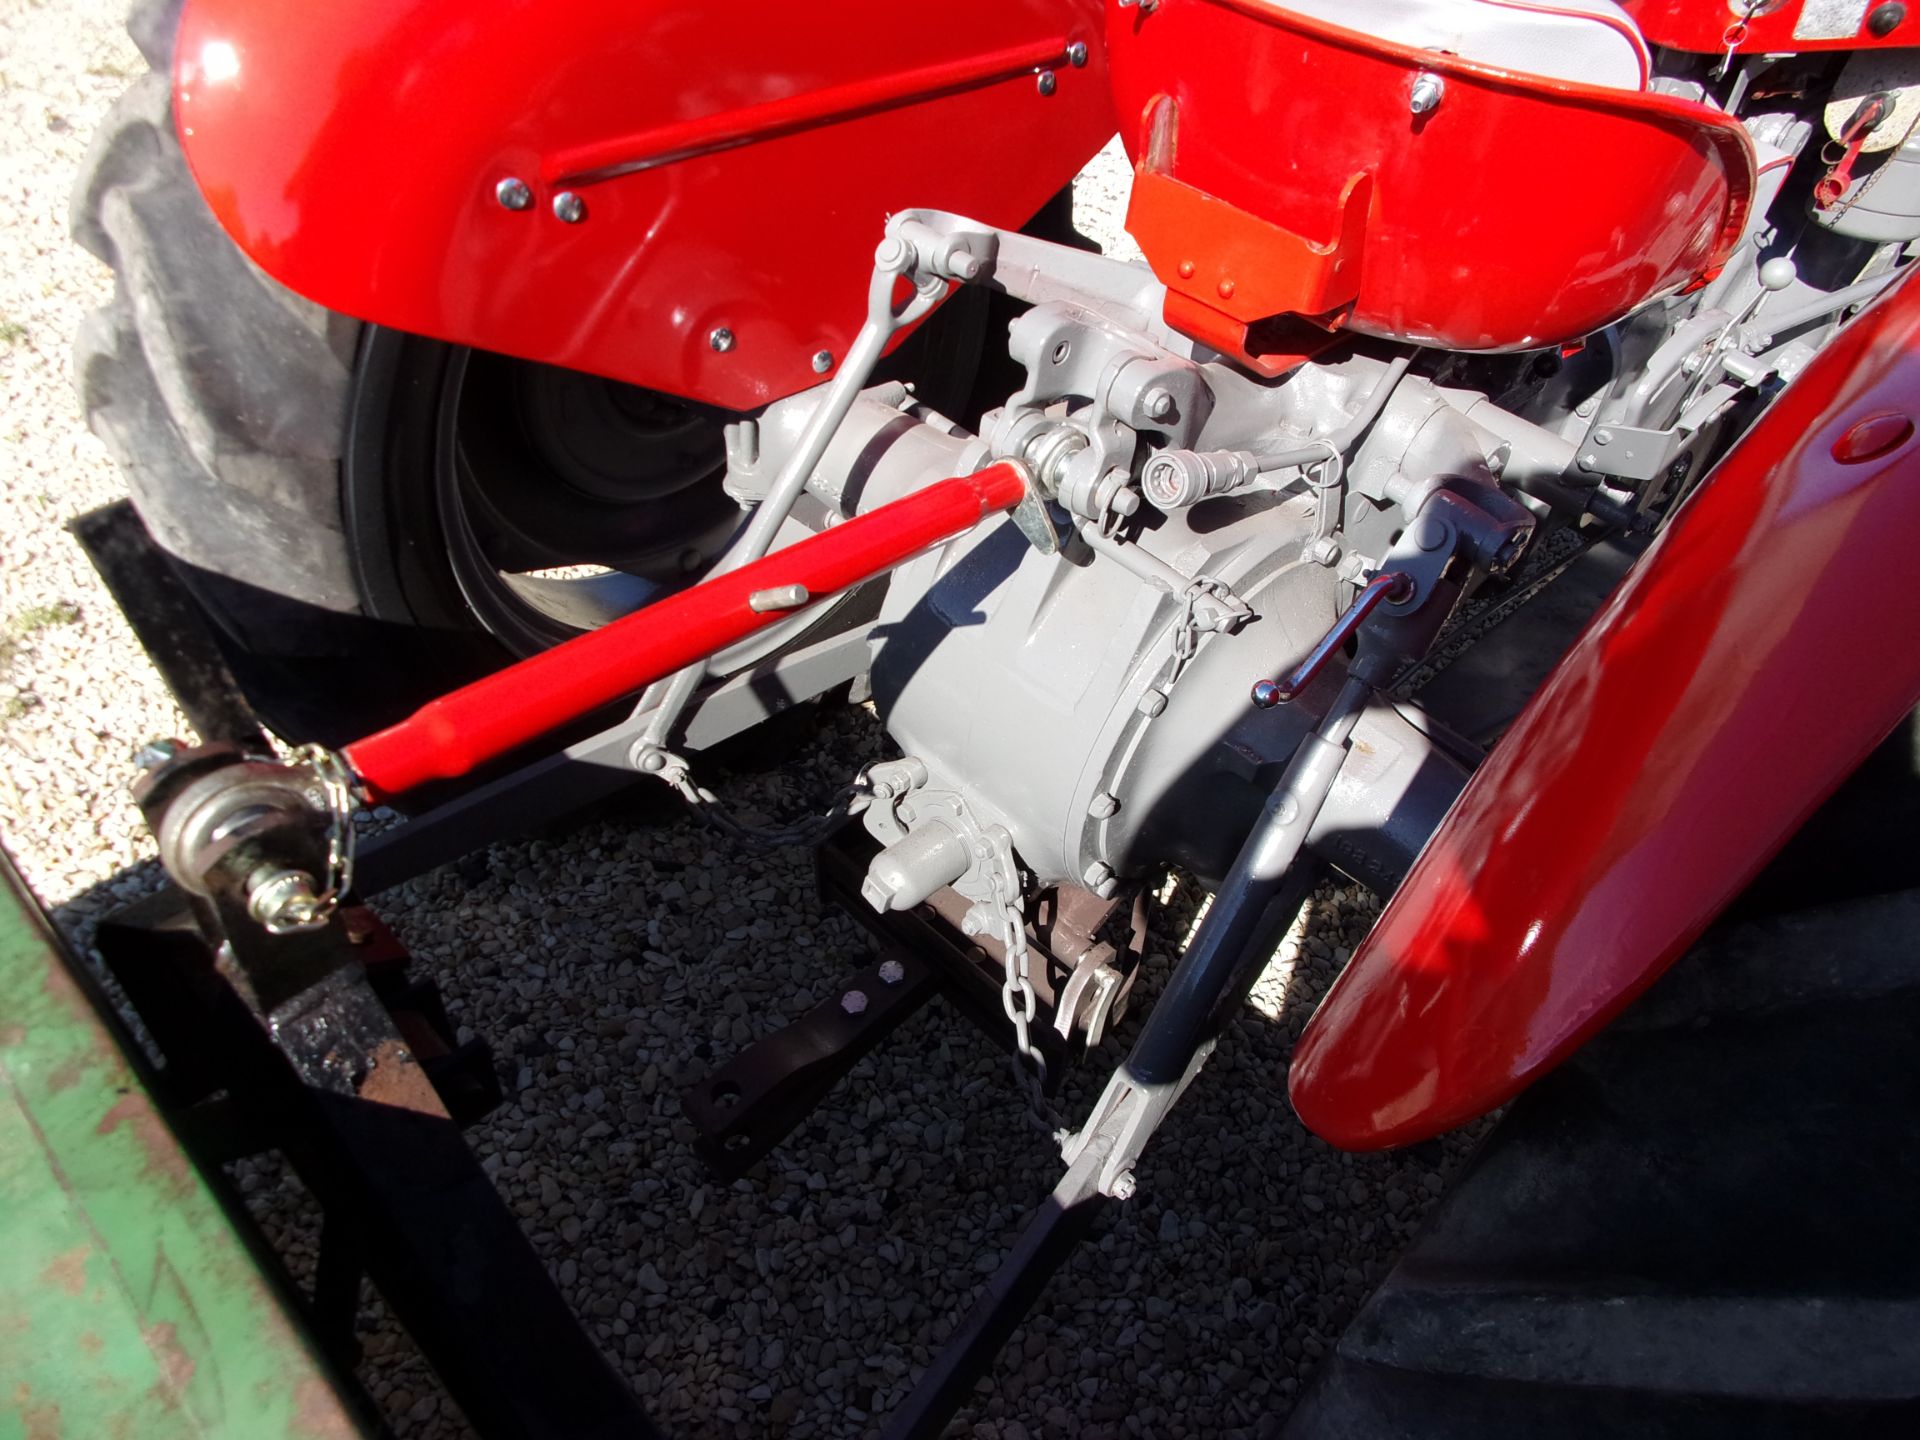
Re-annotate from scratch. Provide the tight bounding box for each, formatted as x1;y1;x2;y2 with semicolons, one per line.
1251;571;1411;708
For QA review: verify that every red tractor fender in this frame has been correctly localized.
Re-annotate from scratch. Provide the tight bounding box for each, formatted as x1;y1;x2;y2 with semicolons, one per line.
1290;271;1920;1151
169;0;1111;411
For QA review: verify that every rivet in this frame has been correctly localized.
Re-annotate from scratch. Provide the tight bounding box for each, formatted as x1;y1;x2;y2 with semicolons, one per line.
1067;41;1090;67
1037;69;1058;96
811;350;834;374
494;177;532;211
709;327;736;353
1177;260;1196;279
552;191;586;223
1216;278;1236;299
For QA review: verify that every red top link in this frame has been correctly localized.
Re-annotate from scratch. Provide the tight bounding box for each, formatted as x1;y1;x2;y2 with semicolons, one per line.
344;463;1029;800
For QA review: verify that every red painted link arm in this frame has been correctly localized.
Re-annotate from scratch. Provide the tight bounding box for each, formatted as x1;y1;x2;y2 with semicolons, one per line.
344;463;1029;800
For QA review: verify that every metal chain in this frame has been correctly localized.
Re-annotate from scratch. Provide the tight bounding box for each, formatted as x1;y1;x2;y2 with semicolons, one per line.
646;747;873;852
988;868;1067;1140
1168;576;1238;686
294;743;359;918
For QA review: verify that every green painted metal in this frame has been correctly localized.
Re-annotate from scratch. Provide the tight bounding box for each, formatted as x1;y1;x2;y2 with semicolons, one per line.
0;852;365;1439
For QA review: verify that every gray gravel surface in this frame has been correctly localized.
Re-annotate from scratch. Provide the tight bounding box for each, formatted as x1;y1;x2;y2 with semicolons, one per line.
3;8;1474;1437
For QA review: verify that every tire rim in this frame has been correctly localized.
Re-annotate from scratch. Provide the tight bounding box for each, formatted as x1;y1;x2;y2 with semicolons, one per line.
348;331;743;659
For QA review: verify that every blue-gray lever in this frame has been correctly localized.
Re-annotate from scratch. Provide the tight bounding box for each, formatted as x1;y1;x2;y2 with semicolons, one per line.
1250;571;1411;708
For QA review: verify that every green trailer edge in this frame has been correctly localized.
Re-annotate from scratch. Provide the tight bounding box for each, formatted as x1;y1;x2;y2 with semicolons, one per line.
0;849;366;1440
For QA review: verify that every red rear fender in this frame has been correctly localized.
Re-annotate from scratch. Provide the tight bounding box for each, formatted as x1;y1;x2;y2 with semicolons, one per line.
172;0;1111;409
1290;271;1920;1150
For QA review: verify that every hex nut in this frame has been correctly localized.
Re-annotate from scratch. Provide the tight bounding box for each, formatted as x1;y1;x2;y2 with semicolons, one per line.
878;960;906;986
841;990;869;1015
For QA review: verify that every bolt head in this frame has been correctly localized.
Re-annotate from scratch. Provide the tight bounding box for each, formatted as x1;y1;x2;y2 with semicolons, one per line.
1250;679;1283;709
1108;1170;1137;1201
709;327;736;353
1037;69;1058;96
1409;73;1445;115
1136;688;1168;718
1308;538;1342;567
494;177;532;211
1083;861;1114;889
1088;791;1120;819
811;350;834;374
551;191;586;223
1592;429;1614;446
1141;386;1176;422
1579;452;1600;470
878;959;906;986
840;990;869;1015
1067;40;1089;67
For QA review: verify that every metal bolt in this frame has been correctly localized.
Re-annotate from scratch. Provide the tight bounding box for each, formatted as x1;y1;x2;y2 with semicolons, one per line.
1037;69;1058;96
494;177;532;211
1136;688;1167;718
709;327;736;353
841;990;869;1015
1067;41;1089;67
1108;1170;1137;1201
878;959;906;986
1579;452;1600;470
1409;73;1445;116
131;738;180;771
1083;861;1114;890
551;191;586;223
1592;429;1614;446
1088;791;1120;819
1141;386;1176;422
1575;398;1597;417
811;350;834;374
247;868;329;935
1308;537;1342;567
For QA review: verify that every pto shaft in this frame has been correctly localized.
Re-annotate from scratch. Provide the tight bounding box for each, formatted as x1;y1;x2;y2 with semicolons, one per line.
344;463;1029;800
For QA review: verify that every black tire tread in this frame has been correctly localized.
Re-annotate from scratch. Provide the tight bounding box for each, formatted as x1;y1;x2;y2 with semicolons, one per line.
72;33;364;637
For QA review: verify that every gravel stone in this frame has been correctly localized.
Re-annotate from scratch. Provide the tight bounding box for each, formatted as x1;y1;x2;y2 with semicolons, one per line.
3;16;1483;1437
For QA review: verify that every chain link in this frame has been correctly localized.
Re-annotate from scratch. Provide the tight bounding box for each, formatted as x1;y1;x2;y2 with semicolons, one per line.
988;868;1067;1140
1167;576;1240;686
294;743;359;921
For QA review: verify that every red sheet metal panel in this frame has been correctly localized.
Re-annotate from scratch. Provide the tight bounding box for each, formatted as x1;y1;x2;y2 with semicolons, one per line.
1108;0;1754;355
172;0;1111;410
1290;270;1920;1150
